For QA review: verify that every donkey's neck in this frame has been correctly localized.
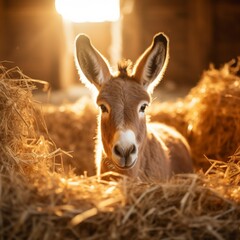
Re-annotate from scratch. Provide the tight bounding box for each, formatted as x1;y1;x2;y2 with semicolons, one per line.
138;126;171;180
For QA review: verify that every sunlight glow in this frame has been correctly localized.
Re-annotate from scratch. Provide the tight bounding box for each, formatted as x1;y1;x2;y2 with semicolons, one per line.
55;0;120;23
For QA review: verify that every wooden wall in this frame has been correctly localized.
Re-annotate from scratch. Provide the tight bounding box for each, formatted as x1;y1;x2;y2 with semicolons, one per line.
122;0;240;86
0;0;239;89
0;0;112;89
0;0;63;88
214;0;240;64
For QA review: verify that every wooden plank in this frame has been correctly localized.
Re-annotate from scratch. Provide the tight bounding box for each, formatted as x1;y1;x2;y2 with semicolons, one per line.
121;0;143;62
214;0;240;65
0;0;5;58
187;0;214;79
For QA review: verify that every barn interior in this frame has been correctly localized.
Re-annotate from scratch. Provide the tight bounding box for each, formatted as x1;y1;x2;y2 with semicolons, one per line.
1;0;239;100
0;0;240;239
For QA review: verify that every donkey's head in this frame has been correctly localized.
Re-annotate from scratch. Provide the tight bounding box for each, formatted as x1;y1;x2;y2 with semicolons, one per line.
75;33;169;174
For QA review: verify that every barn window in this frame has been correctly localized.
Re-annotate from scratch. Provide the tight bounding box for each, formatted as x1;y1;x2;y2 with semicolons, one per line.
55;0;120;23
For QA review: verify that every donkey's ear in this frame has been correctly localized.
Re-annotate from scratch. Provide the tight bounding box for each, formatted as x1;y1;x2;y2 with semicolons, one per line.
133;33;169;93
75;34;111;90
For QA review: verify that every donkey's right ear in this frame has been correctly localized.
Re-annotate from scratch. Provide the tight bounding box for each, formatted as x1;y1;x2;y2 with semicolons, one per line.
75;34;111;90
133;33;169;94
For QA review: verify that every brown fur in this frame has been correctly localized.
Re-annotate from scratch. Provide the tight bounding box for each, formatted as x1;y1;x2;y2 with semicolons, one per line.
75;33;193;181
98;76;193;180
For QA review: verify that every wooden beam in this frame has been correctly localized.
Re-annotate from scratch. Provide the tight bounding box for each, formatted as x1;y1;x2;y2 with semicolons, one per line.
188;0;214;79
0;0;5;58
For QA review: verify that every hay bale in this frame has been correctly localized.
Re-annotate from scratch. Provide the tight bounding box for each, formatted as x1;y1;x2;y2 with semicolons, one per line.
0;63;239;239
185;59;240;168
151;58;240;170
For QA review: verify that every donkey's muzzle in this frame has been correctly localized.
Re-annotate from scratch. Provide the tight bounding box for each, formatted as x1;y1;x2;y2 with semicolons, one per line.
111;129;138;169
113;144;137;168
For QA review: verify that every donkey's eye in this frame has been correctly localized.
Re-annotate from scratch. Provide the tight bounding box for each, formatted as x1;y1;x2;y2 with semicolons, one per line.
100;104;108;113
139;103;148;113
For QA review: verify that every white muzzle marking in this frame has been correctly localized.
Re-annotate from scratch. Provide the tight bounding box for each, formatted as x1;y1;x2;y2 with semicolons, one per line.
112;129;138;169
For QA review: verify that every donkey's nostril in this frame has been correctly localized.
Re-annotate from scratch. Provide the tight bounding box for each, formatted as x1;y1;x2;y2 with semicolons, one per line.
114;145;124;157
129;144;136;154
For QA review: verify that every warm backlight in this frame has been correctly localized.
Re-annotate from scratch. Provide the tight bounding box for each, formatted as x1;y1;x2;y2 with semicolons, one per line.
55;0;120;23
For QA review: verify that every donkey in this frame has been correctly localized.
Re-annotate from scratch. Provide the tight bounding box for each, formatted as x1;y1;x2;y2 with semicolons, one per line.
75;32;193;181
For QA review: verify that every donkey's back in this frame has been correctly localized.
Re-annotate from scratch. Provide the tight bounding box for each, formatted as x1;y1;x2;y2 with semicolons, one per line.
142;123;193;180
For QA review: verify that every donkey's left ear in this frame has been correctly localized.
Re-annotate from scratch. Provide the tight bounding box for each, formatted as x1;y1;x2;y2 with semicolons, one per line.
133;33;169;93
75;34;111;91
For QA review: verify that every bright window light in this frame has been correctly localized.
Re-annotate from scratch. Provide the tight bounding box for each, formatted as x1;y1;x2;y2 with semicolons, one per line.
55;0;120;23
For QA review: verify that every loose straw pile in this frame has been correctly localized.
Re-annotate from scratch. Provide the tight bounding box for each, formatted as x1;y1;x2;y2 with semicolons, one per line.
0;65;53;175
0;62;239;239
42;98;97;176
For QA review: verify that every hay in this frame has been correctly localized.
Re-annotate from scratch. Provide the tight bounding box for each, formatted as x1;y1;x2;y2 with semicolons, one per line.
42;99;97;176
151;58;240;170
0;62;240;239
0;65;53;175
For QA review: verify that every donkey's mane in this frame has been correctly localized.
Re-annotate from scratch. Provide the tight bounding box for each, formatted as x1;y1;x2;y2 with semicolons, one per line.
117;59;133;78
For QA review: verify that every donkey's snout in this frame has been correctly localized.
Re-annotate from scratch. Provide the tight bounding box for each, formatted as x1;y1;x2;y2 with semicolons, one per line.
113;144;137;168
114;144;136;159
112;130;138;169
